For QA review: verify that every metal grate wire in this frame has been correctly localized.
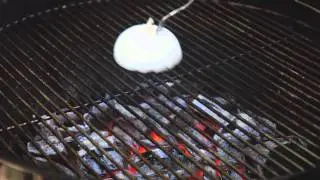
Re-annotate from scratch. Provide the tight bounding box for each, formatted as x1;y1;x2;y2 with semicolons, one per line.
1;0;320;179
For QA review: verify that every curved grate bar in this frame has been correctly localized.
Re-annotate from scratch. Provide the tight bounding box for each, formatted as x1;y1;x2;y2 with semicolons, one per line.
1;0;320;179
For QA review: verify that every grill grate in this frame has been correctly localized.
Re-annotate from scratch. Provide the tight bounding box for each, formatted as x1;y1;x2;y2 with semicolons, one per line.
1;0;320;179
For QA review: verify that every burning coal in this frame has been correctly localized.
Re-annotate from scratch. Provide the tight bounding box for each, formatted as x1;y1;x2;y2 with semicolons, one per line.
27;82;305;179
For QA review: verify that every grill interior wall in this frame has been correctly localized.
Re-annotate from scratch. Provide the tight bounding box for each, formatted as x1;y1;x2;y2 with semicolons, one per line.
1;0;320;179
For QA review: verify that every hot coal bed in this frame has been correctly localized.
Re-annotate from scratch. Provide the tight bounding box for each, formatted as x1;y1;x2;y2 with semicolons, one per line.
1;0;320;179
7;81;303;180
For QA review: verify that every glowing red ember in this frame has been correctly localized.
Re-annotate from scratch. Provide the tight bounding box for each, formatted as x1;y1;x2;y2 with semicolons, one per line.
150;131;164;143
127;165;138;175
133;143;147;154
195;123;206;131
215;159;221;177
188;169;204;180
177;143;192;157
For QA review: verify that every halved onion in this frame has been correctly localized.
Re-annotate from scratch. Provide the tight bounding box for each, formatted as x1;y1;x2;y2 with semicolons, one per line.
113;18;183;73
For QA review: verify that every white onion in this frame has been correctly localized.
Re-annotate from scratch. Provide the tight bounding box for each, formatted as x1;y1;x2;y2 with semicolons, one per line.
113;18;183;73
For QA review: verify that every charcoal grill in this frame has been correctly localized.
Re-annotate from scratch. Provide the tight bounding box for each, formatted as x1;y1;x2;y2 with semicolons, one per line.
1;0;320;179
